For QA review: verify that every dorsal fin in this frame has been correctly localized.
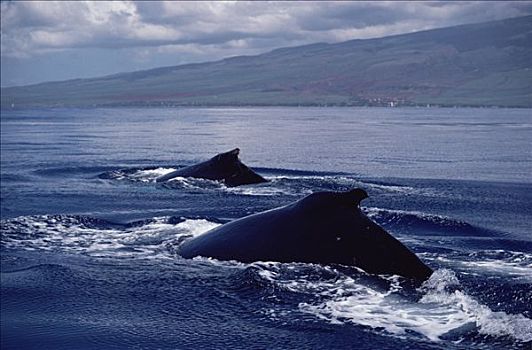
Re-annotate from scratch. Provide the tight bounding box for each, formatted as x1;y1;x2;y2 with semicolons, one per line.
298;188;369;210
228;148;240;156
214;148;240;162
343;188;368;206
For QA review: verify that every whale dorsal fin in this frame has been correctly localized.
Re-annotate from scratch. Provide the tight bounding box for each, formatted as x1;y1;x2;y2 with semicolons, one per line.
344;188;368;206
214;148;241;162
299;188;369;210
228;148;240;156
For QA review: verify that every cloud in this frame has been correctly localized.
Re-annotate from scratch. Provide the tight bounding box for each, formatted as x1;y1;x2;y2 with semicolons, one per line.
1;1;531;86
2;1;531;59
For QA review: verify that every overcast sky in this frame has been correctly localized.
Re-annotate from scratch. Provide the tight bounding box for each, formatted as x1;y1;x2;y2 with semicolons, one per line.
1;1;531;87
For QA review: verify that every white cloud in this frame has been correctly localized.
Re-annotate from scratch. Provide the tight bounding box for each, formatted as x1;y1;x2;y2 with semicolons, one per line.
2;1;530;60
1;0;531;85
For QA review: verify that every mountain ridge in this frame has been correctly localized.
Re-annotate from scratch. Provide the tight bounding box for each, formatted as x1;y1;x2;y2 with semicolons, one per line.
2;15;531;108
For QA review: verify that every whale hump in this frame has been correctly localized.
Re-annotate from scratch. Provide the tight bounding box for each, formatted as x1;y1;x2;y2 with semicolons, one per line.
156;148;266;186
178;188;433;281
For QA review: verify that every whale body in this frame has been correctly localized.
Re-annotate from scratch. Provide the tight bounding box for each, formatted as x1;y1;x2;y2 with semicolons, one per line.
156;148;267;187
179;189;433;281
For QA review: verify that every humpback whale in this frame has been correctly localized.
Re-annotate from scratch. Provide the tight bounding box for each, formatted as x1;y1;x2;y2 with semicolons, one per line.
179;189;433;281
156;148;267;187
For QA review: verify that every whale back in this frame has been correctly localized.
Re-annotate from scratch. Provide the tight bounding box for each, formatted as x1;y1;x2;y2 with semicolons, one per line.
156;148;267;186
179;189;433;281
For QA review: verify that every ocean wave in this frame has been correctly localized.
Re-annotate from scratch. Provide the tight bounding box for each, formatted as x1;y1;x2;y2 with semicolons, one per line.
2;214;530;345
364;207;497;237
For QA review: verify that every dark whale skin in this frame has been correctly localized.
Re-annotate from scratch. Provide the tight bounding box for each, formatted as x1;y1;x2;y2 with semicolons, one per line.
155;148;267;187
179;189;433;281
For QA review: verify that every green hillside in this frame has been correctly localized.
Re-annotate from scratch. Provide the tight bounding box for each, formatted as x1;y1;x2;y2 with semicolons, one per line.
2;15;531;108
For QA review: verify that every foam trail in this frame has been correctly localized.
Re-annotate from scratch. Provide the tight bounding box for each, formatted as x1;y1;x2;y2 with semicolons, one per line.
130;167;177;182
420;250;532;281
420;270;532;341
298;269;532;342
99;167;177;182
1;215;220;259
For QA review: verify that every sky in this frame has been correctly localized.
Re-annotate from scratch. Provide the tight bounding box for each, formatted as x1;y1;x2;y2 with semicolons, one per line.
1;1;531;87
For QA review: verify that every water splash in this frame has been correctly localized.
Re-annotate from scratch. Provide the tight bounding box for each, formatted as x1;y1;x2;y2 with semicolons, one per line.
294;268;532;342
1;215;219;259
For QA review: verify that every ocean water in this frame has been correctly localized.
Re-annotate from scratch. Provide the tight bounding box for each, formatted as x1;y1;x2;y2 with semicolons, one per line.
1;107;531;349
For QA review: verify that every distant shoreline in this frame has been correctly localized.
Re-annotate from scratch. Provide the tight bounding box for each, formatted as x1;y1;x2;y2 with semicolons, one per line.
2;103;530;110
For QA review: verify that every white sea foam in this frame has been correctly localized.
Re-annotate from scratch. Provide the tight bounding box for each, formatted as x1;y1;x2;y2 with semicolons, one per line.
149;248;531;343
266;175;419;193
419;270;532;341
167;176;308;196
102;167;178;182
333;176;438;196
1;215;219;259
365;207;454;223
107;170;435;197
459;260;532;280
295;269;532;342
222;179;310;196
165;176;223;190
424;250;532;281
128;167;177;182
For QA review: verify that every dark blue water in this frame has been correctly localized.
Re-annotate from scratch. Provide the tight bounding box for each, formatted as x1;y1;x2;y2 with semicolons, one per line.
1;107;531;349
